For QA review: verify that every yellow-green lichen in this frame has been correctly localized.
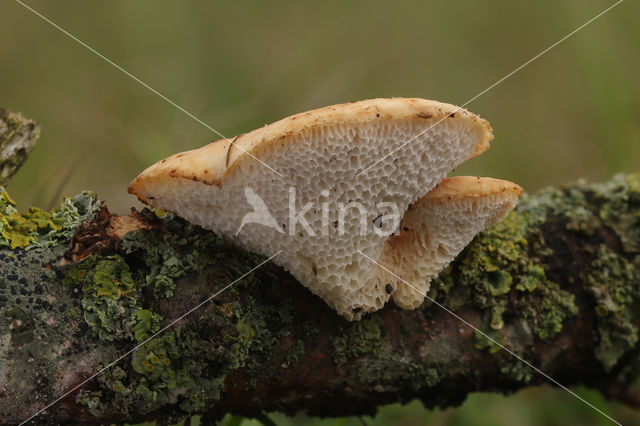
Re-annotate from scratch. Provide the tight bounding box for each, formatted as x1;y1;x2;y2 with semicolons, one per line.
432;208;578;349
67;216;269;423
62;214;227;344
474;329;505;354
62;255;162;342
81;306;259;420
0;188;99;250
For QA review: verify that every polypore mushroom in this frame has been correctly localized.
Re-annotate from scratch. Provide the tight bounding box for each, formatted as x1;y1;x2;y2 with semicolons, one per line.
129;98;522;320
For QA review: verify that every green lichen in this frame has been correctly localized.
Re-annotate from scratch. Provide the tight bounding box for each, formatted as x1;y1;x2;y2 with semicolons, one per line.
432;208;578;349
121;224;215;299
284;339;305;365
0;187;99;250
62;254;162;342
332;314;385;365
402;364;440;391
474;329;505;354
134;309;162;342
235;292;299;383
62;213;227;344
585;245;640;372
63;215;272;423
517;174;640;370
80;327;233;419
521;281;578;340
500;359;533;384
78;297;262;421
453;174;640;372
36;173;640;421
131;330;214;413
519;173;640;253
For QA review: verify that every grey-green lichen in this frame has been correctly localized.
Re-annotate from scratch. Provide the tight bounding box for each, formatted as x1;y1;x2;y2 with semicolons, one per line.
0;188;106;420
61;255;162;342
519;173;640;254
78;327;238;420
61;213;227;343
0;187;99;250
431;207;578;347
284;339;305;365
60;214;286;422
500;358;533;384
120;226;209;299
0;108;39;186
4;172;639;422
332;315;385;365
429;174;640;381
586;245;640;371
73;266;301;423
519;173;640;371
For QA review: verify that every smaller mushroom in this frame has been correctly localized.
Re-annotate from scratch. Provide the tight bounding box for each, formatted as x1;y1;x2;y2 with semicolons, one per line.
373;176;522;310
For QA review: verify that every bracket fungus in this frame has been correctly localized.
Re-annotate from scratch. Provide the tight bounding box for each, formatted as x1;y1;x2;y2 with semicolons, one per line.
129;98;522;320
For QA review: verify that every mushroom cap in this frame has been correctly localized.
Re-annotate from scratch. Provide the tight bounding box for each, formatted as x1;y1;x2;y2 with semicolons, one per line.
129;98;519;320
379;176;523;309
129;98;492;195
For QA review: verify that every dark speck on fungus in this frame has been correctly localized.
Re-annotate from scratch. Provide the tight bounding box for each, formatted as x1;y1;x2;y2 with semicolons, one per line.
385;283;393;294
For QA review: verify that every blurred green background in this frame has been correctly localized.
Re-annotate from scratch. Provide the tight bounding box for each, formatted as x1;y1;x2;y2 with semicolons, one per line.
2;1;638;424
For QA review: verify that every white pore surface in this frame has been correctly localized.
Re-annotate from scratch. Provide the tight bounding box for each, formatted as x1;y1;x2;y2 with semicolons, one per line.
143;118;487;320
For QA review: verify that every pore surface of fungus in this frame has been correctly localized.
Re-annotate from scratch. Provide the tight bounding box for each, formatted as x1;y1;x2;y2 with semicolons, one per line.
130;98;521;320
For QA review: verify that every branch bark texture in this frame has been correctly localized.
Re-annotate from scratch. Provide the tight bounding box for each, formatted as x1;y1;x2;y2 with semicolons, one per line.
0;108;39;186
0;174;639;425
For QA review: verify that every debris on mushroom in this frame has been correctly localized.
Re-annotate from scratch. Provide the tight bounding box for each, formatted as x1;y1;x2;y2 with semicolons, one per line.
129;98;522;320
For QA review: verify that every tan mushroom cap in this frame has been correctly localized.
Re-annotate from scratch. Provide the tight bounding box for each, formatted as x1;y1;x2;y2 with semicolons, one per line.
129;97;492;199
378;176;523;310
418;175;523;204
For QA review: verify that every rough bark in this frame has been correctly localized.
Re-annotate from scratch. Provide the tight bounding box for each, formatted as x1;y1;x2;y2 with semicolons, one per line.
0;173;639;425
0;109;39;186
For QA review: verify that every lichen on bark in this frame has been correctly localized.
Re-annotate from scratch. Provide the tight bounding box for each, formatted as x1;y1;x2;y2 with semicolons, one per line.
1;173;639;425
0;108;39;186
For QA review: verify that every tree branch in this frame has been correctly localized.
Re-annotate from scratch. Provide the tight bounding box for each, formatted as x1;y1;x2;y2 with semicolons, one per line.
0;108;39;186
0;173;639;425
